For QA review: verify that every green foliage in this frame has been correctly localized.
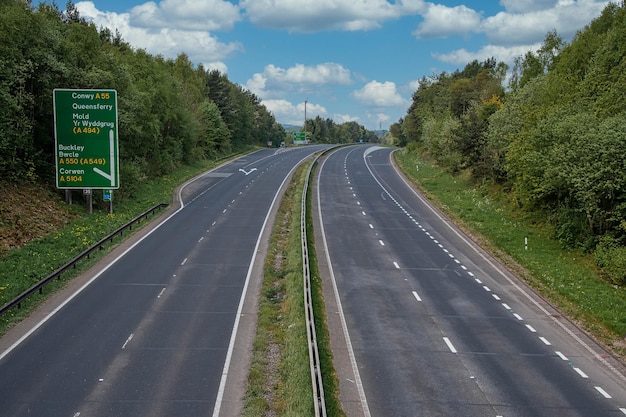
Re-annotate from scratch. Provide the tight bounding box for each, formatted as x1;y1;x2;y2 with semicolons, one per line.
395;149;626;353
509;30;563;91
595;236;626;286
198;99;231;157
399;58;505;174
398;2;626;278
0;155;224;334
0;0;280;195
244;165;319;417
304;116;376;144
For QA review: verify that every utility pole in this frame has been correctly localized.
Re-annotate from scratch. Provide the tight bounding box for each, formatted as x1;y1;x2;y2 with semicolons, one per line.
304;99;308;130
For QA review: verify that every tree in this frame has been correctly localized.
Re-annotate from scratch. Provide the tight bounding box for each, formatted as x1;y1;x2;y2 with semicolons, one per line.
198;99;231;157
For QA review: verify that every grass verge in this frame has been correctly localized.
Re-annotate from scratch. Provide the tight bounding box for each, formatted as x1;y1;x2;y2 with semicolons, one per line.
243;161;345;416
0;153;249;335
394;149;626;357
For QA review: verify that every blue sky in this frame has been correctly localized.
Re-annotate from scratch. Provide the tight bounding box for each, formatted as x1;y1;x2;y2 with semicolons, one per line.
53;0;611;130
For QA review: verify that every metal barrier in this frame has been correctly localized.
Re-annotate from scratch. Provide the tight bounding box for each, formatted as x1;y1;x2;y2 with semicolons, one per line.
302;156;327;417
0;203;167;318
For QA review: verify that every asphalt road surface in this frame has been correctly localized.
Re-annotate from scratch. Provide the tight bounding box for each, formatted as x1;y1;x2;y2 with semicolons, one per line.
316;145;626;417
0;146;328;417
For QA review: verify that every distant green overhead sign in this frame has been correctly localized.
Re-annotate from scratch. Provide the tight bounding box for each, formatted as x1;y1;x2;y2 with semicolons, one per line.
53;89;119;189
293;132;307;141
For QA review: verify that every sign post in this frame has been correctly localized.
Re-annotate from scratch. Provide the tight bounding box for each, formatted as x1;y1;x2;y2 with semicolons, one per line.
103;189;113;214
53;89;119;212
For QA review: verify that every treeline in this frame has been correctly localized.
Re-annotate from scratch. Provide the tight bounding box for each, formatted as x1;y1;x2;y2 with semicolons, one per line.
0;0;285;198
304;116;379;144
393;3;626;284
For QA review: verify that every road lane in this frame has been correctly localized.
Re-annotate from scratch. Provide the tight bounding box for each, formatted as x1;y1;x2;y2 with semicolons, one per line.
0;146;328;417
316;145;626;417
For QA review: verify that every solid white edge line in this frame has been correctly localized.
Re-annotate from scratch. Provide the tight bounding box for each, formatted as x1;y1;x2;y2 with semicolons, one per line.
390;149;626;383
213;150;317;417
443;337;457;354
0;150;278;366
317;148;372;417
0;204;186;363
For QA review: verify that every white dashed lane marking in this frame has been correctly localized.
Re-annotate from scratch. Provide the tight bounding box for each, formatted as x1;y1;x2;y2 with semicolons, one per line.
358;151;626;414
443;337;457;354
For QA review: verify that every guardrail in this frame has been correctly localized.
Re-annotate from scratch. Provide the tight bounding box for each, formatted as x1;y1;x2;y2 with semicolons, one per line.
0;203;168;318
302;155;327;417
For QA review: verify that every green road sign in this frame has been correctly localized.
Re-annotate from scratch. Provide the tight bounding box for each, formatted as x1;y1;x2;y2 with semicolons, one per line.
293;132;306;141
53;89;119;189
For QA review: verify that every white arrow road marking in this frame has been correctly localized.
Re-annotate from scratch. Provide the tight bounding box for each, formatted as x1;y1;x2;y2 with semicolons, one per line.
239;168;257;175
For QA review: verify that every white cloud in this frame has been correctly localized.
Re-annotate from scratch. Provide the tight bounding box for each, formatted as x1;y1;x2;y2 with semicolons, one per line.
371;112;391;125
203;61;229;74
408;79;422;92
421;0;611;73
333;113;360;124
352;81;408;107
482;0;611;45
433;43;541;67
246;63;352;98
412;1;610;45
377;113;391;123
261;99;328;126
129;0;241;31
413;4;482;39
76;1;242;64
268;63;352;85
241;0;426;32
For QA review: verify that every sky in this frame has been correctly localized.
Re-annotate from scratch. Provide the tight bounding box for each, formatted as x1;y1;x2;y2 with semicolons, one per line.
50;0;612;130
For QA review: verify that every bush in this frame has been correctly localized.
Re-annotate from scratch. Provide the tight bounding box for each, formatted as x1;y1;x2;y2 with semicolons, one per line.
594;236;626;286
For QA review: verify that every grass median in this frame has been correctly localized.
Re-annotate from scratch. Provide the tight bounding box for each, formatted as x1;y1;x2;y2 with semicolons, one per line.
243;160;344;417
